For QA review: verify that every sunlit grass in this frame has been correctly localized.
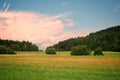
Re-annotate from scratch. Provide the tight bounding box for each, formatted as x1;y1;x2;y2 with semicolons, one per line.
0;51;120;80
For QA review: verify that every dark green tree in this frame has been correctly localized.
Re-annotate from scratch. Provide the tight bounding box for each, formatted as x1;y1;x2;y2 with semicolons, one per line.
0;39;39;51
0;45;15;54
45;48;56;55
71;45;90;56
94;47;103;56
111;41;120;51
47;25;120;51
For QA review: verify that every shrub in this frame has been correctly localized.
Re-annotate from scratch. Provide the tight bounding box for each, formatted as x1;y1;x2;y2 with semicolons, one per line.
0;45;15;54
71;45;90;56
45;48;56;55
94;47;103;56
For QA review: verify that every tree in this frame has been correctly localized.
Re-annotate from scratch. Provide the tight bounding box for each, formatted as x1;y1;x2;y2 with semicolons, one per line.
45;48;56;55
111;40;120;52
0;45;15;54
47;25;120;51
94;47;103;56
0;39;39;51
71;45;90;56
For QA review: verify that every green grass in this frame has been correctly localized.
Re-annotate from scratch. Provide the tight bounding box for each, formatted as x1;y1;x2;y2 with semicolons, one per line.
0;51;120;80
0;65;120;80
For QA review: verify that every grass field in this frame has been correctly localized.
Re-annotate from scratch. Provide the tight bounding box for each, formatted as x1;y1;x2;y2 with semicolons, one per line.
0;51;120;80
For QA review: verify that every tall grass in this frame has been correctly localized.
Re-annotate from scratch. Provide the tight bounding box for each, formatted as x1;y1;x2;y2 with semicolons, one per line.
0;51;120;80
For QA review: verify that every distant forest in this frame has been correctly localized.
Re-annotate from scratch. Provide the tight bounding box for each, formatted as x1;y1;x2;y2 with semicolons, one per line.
0;39;39;51
47;25;120;51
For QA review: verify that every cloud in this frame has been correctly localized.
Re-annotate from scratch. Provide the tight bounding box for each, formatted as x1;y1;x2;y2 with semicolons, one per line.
0;11;89;49
1;2;10;12
63;18;74;27
3;3;10;12
3;3;7;8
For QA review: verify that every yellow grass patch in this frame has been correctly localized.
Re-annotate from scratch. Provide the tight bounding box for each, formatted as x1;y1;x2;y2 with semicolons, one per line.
0;51;120;70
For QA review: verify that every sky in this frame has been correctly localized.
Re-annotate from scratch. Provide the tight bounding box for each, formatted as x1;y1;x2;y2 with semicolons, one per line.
0;0;120;50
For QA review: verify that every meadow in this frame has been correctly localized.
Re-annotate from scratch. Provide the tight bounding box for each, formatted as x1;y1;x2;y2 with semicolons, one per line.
0;51;120;80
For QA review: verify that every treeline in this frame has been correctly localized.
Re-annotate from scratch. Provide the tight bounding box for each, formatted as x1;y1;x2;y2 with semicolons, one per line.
47;25;120;51
0;39;39;51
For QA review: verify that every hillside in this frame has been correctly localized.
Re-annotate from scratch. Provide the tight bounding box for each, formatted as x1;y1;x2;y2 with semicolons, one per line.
0;39;39;51
47;25;120;51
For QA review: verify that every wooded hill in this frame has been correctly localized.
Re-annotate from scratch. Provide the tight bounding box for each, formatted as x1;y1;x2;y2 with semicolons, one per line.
47;25;120;51
0;39;39;51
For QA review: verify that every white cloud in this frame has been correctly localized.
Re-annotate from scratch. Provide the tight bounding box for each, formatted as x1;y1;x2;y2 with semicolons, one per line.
3;3;7;8
3;3;10;12
1;2;10;12
0;11;89;50
63;18;75;27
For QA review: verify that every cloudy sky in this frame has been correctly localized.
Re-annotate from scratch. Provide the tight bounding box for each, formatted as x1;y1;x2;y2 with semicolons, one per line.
0;0;120;49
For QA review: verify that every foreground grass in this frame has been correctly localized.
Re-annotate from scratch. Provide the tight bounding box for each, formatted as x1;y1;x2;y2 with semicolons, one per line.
0;51;120;80
0;65;120;80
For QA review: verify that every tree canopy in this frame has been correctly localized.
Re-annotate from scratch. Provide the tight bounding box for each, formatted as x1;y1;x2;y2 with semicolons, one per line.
47;25;120;51
0;45;15;54
0;39;39;51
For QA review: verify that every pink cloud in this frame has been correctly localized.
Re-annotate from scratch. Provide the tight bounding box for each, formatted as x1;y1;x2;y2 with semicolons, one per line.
0;11;89;49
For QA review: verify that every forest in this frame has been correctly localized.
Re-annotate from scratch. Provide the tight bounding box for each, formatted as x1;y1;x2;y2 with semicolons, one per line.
0;25;120;52
47;25;120;51
0;39;39;51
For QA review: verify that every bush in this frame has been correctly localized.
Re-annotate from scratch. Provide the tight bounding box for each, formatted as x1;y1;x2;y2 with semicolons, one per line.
0;45;15;54
94;47;103;56
45;48;56;55
71;45;90;56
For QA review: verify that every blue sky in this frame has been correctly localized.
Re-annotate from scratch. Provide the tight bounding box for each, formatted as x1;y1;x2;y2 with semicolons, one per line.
0;0;120;32
0;0;120;49
1;0;120;31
